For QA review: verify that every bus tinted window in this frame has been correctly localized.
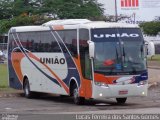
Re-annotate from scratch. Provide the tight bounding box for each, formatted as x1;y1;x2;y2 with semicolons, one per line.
56;30;77;57
18;31;61;52
8;34;15;52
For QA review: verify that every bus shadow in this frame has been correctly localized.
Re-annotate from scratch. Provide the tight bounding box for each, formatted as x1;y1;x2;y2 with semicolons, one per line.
19;92;139;108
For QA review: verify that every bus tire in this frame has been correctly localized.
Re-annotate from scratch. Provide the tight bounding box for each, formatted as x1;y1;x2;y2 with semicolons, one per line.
23;78;33;99
73;84;85;105
60;95;69;98
116;98;127;104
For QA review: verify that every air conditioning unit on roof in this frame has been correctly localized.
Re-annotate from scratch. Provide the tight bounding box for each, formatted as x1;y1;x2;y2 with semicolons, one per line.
42;19;91;26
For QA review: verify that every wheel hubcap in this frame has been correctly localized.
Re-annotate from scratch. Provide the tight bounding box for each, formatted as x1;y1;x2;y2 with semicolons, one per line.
73;89;78;102
25;84;29;95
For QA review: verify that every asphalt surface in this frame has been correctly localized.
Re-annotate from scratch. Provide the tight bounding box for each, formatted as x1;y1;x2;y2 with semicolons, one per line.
0;82;159;114
148;68;160;84
0;85;160;120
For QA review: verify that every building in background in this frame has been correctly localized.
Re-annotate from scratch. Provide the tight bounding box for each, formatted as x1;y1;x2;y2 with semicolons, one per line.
0;34;8;62
0;34;8;50
98;0;160;24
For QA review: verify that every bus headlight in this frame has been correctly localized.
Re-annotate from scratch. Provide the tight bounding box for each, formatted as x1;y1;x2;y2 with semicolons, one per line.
138;80;147;86
95;82;109;88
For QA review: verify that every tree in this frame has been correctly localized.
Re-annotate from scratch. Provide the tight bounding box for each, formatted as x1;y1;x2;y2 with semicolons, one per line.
0;15;52;34
12;0;42;17
140;21;160;36
0;0;43;20
0;0;13;19
0;0;105;34
0;0;104;20
154;16;160;21
41;0;104;19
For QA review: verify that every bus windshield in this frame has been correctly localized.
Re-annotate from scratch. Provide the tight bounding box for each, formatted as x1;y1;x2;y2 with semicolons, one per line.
91;28;147;75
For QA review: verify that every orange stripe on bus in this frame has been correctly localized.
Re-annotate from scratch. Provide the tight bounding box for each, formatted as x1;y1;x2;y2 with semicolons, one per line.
11;53;25;83
52;25;64;30
94;73;120;84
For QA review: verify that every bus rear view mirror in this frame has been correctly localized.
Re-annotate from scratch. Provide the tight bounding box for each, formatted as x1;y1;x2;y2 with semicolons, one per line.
88;41;95;59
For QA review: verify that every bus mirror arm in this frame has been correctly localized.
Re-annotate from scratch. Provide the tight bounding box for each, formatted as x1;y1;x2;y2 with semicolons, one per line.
88;41;95;59
144;42;148;57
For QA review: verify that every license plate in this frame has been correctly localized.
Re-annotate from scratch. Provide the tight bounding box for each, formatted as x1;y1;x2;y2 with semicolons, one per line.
119;90;128;95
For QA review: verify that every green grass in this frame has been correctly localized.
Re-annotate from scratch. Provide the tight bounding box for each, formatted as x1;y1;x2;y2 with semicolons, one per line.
147;54;160;61
0;64;8;88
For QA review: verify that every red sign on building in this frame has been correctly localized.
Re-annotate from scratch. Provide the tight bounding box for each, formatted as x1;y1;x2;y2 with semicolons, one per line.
121;0;139;7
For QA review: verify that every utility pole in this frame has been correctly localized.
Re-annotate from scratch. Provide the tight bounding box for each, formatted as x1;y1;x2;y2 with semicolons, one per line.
115;0;118;22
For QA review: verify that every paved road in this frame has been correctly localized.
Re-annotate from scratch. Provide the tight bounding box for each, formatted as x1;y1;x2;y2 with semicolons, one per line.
0;83;160;114
0;89;160;120
148;68;160;83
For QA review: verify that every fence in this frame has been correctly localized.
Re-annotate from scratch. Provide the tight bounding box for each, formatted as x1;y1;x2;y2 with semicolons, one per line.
0;43;7;63
0;43;7;50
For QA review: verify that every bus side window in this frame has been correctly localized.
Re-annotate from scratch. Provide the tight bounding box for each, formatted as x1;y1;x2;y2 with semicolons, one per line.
57;30;78;58
18;31;62;53
8;34;16;52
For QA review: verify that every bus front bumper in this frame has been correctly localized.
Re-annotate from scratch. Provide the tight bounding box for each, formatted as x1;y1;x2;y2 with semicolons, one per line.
92;83;148;99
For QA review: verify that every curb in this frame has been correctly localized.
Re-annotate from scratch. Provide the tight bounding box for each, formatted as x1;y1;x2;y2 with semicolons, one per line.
0;93;20;98
148;66;160;69
0;91;23;98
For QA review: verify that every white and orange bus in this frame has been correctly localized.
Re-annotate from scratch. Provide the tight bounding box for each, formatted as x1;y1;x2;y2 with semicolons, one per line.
8;19;148;104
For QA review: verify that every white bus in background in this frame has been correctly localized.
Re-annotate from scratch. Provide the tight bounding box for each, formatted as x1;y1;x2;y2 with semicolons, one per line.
144;40;155;57
8;19;148;105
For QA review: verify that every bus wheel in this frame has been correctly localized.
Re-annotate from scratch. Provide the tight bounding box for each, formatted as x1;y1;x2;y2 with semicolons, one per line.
73;84;85;105
23;78;33;98
116;98;127;104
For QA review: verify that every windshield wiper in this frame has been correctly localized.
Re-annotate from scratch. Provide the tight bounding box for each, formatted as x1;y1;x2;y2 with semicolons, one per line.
115;45;119;62
122;44;126;63
131;66;138;74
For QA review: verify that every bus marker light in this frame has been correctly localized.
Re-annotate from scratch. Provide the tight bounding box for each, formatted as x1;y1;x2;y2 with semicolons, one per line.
99;93;103;97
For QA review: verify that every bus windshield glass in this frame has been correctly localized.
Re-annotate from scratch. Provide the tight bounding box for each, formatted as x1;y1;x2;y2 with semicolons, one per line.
91;28;147;75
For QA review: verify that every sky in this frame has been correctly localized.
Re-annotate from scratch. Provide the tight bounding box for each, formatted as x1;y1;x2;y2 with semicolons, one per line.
98;0;160;23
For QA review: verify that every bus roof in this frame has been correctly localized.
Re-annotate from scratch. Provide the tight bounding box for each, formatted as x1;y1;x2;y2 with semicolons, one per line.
43;19;139;29
9;26;50;33
9;19;139;33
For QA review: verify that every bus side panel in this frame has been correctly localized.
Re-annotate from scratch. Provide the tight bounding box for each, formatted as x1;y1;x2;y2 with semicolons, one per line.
8;52;22;89
27;53;68;94
8;33;23;90
74;57;92;98
84;79;92;98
